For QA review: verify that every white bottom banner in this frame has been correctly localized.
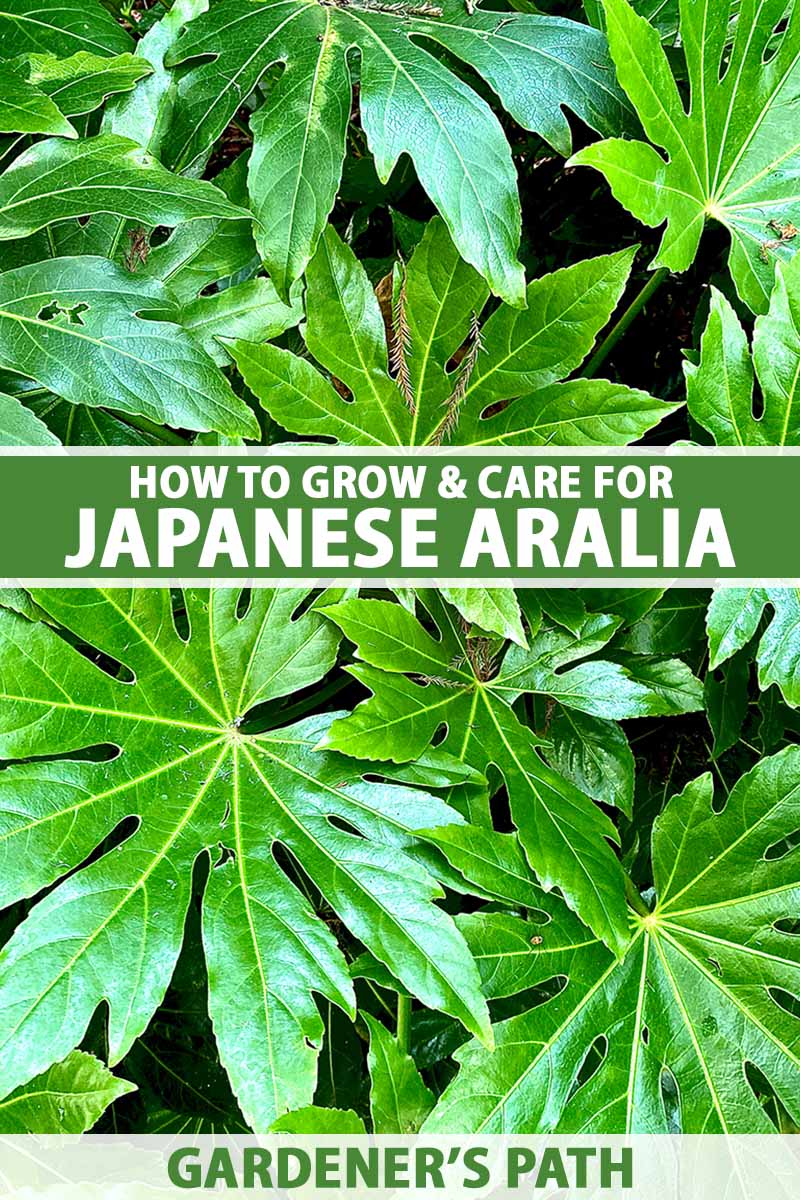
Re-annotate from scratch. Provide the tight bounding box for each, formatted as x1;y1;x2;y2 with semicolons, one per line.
0;1136;799;1199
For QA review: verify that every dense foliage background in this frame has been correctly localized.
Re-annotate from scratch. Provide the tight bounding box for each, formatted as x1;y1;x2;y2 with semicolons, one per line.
0;0;799;1138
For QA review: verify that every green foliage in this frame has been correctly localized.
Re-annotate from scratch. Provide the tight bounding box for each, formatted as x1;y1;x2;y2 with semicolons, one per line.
686;259;800;445
0;589;494;1131
320;592;701;956
0;1052;135;1133
0;0;799;1143
571;0;800;313
233;220;679;446
164;0;630;303
0;0;795;447
425;752;800;1132
0;579;798;1134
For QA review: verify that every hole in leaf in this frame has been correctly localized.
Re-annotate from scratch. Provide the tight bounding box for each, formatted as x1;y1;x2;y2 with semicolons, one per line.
659;1065;682;1133
768;986;800;1018
236;587;252;619
292;590;319;621
327;813;365;838
774;917;800;935
273;841;325;913
213;843;235;869
489;974;567;1023
55;621;135;684
567;1034;609;1102
763;18;789;66
171;589;190;641
744;1061;783;1131
641;1024;650;1045
37;299;89;325
764;829;800;860
752;382;766;420
0;741;121;772
489;781;513;834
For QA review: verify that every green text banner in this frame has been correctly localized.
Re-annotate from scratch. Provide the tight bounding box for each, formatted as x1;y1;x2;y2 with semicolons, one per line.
0;447;794;584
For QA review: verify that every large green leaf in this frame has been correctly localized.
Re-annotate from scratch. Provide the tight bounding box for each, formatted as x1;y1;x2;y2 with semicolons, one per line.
686;258;800;445
571;0;800;312
0;1051;135;1133
0;0;132;58
424;749;800;1132
0;257;259;437
321;595;699;955
0;589;490;1130
163;0;631;302
232;220;677;446
0;134;249;241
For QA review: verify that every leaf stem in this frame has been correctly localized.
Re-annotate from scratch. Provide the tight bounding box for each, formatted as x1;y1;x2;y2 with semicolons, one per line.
396;994;411;1053
582;267;669;379
625;874;650;917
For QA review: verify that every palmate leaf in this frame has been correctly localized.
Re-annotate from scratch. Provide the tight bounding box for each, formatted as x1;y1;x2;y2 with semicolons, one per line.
0;589;491;1131
0;257;260;437
571;0;800;313
686;257;800;446
232;219;678;446
424;748;800;1133
0;1051;135;1133
163;0;632;302
321;594;700;955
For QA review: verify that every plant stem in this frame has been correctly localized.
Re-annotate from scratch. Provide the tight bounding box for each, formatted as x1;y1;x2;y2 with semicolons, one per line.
107;410;187;445
396;994;411;1054
625;874;650;918
582;267;669;379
